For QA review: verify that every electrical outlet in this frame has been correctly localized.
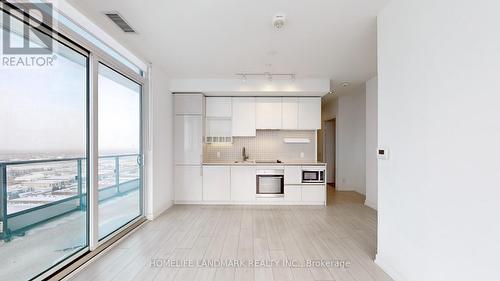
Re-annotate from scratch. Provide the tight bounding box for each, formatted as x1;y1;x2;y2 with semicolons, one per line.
342;178;346;184
216;151;221;158
300;152;304;158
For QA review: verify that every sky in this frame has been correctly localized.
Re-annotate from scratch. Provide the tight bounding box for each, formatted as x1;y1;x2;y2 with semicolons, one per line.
0;19;141;157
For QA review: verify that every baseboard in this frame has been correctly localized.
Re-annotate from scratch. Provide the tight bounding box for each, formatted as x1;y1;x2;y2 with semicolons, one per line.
151;200;174;220
364;199;378;210
375;254;408;281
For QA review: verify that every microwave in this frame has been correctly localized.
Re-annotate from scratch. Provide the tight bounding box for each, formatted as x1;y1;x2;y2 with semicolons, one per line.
301;168;325;183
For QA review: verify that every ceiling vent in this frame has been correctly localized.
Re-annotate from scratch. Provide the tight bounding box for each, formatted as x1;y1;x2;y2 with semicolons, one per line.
104;12;136;33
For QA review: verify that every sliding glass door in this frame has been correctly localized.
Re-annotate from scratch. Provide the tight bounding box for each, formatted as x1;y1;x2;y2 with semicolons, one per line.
97;63;142;240
0;9;88;281
0;3;145;280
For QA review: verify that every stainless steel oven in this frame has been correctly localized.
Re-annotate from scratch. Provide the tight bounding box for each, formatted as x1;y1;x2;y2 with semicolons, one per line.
301;168;325;184
256;169;284;198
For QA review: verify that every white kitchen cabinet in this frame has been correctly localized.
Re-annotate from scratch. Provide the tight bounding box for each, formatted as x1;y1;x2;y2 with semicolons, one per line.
230;166;257;201
298;97;321;130
175;165;203;201
206;118;232;141
174;93;205;115
206;97;232;118
284;166;302;184
175;115;203;165
232;97;256;136
256;97;282;129
282;97;299;129
301;185;325;202
203;166;231;201
284;185;301;202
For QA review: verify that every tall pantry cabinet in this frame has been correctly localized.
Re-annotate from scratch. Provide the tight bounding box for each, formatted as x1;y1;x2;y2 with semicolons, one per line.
174;93;204;202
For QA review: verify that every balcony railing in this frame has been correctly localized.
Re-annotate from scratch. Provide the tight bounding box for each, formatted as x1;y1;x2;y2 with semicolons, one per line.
0;154;141;242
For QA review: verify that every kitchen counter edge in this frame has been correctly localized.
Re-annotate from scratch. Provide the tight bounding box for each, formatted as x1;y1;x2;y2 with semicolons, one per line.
202;162;326;166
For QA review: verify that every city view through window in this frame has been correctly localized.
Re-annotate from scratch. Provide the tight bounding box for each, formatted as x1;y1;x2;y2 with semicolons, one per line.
0;8;142;280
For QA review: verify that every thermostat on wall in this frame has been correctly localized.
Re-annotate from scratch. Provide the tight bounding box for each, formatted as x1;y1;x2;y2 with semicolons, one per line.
377;148;389;160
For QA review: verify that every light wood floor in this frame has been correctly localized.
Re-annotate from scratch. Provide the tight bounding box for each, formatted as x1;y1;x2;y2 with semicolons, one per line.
71;186;392;281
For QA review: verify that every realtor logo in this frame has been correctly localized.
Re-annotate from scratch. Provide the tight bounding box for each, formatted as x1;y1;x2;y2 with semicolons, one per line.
2;2;53;55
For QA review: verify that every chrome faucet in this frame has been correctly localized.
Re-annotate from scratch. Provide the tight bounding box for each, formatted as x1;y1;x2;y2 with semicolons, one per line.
242;147;249;161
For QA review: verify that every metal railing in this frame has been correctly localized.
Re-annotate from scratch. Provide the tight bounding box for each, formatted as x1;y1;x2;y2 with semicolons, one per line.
0;154;141;241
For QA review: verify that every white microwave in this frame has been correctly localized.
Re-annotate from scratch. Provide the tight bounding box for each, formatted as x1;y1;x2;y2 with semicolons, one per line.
301;168;325;183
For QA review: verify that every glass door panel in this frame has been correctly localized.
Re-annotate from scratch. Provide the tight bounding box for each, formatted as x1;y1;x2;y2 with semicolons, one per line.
97;63;142;240
0;9;88;280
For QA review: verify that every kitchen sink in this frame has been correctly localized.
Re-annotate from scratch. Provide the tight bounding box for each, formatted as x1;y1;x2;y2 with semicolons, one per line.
234;160;256;163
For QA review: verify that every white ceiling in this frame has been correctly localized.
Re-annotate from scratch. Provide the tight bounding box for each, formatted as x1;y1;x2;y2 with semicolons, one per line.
67;0;389;83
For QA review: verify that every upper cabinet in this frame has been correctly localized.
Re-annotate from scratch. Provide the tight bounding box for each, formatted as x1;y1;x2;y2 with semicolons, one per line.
175;93;205;115
205;97;232;142
256;97;282;129
282;97;299;130
206;97;232;118
297;97;321;130
232;97;256;136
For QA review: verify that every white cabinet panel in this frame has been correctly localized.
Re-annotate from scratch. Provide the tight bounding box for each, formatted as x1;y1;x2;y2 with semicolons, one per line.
256;97;282;129
285;185;301;202
203;166;231;201
174;94;204;115
231;166;256;201
206;97;232;117
175;115;203;165
298;97;321;130
302;185;325;202
284;166;302;185
282;97;299;129
232;97;256;136
175;165;202;201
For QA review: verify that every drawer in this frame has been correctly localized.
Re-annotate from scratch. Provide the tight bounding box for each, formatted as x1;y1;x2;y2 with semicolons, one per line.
284;185;301;201
302;185;325;202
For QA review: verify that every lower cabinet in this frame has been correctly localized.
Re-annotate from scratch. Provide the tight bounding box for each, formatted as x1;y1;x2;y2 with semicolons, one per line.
231;166;256;201
175;165;202;201
203;166;231;201
302;185;325;202
284;185;301;202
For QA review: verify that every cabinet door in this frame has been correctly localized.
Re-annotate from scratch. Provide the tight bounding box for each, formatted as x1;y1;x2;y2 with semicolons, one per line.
285;185;302;202
298;97;321;130
203;166;231;201
231;166;256;202
232;97;256;136
206;97;232;117
284;166;302;184
301;185;325;202
175;115;203;165
174;94;204;115
256;97;282;129
175;165;202;201
282;97;299;130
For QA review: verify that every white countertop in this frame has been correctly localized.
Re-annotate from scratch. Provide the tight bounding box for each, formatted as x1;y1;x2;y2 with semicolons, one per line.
202;161;326;166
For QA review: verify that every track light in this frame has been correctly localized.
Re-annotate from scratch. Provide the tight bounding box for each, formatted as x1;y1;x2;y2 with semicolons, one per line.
236;73;296;81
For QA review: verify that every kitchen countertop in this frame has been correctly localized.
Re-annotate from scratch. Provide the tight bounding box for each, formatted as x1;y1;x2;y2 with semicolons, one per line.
202;161;326;166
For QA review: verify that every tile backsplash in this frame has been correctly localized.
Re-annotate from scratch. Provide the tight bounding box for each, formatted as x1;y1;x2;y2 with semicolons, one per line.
204;130;316;163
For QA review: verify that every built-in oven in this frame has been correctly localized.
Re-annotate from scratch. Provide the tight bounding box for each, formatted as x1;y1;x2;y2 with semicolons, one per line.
301;168;325;184
256;169;284;198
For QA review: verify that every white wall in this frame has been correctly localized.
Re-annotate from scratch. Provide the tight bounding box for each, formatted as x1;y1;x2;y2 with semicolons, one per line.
147;66;174;219
377;1;500;281
322;86;366;193
337;86;366;194
365;76;378;209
